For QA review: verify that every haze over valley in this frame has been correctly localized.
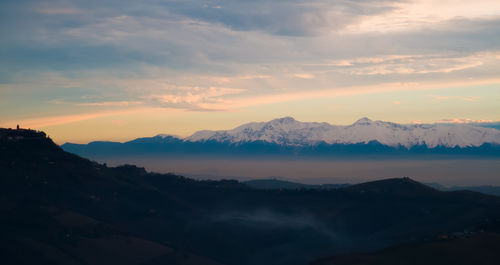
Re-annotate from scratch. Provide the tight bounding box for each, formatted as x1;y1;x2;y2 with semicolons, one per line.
96;157;500;186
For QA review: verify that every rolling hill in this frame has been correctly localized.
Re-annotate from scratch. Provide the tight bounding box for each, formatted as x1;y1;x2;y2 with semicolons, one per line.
2;127;500;265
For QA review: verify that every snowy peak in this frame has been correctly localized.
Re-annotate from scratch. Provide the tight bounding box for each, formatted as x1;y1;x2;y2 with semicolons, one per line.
186;130;216;142
186;117;333;145
155;134;182;139
185;117;500;148
270;116;297;124
352;117;373;126
266;117;300;130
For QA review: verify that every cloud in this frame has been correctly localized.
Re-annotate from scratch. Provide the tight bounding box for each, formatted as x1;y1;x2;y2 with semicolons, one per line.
2;107;169;128
2;1;500;75
76;101;143;107
415;118;500;125
1;0;499;125
35;8;81;15
151;86;246;111
159;0;402;36
325;52;492;76
428;95;481;102
435;118;499;124
293;73;316;79
344;0;500;33
194;78;500;111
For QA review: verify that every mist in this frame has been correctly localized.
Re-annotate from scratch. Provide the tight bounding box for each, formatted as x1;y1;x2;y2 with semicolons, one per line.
93;156;500;186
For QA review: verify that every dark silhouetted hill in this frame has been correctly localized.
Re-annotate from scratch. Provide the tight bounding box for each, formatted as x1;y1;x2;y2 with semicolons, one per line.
2;128;500;265
244;178;349;190
426;182;500;197
345;177;438;196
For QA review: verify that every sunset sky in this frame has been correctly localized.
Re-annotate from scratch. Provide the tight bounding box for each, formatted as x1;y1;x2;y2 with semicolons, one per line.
1;0;500;143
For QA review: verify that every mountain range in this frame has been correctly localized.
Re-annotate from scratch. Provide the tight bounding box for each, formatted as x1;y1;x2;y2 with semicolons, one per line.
187;117;500;148
62;117;500;158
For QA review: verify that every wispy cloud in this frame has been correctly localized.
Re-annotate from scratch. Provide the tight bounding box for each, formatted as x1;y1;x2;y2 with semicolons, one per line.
428;95;481;102
435;118;499;124
325;52;490;76
150;87;246;111
76;101;143;107
293;73;316;79
185;78;500;111
344;1;500;33
2;108;164;128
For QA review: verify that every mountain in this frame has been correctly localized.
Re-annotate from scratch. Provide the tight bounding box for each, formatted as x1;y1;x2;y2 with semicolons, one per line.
62;117;500;158
187;117;500;148
3;127;500;265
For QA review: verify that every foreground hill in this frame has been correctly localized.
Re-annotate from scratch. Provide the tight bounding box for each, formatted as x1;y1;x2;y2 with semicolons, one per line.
62;117;500;158
312;233;500;265
2;128;500;265
0;128;225;265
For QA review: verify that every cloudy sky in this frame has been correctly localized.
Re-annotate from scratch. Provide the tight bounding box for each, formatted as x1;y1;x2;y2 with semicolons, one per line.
1;0;499;143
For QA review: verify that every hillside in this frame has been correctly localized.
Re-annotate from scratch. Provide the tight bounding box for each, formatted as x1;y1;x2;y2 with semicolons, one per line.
0;128;226;265
2;128;500;265
312;233;500;265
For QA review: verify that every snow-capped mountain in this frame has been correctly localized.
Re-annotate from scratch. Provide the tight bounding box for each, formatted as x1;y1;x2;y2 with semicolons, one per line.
186;117;500;148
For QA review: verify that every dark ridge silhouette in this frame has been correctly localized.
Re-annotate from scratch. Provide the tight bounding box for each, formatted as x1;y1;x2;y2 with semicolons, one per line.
2;128;500;265
244;178;350;190
345;177;439;196
426;182;500;197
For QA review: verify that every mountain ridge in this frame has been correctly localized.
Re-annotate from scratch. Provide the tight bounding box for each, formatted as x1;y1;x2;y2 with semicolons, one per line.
61;117;500;158
185;117;500;148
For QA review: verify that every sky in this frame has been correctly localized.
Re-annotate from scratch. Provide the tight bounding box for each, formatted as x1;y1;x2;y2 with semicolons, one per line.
1;0;500;144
